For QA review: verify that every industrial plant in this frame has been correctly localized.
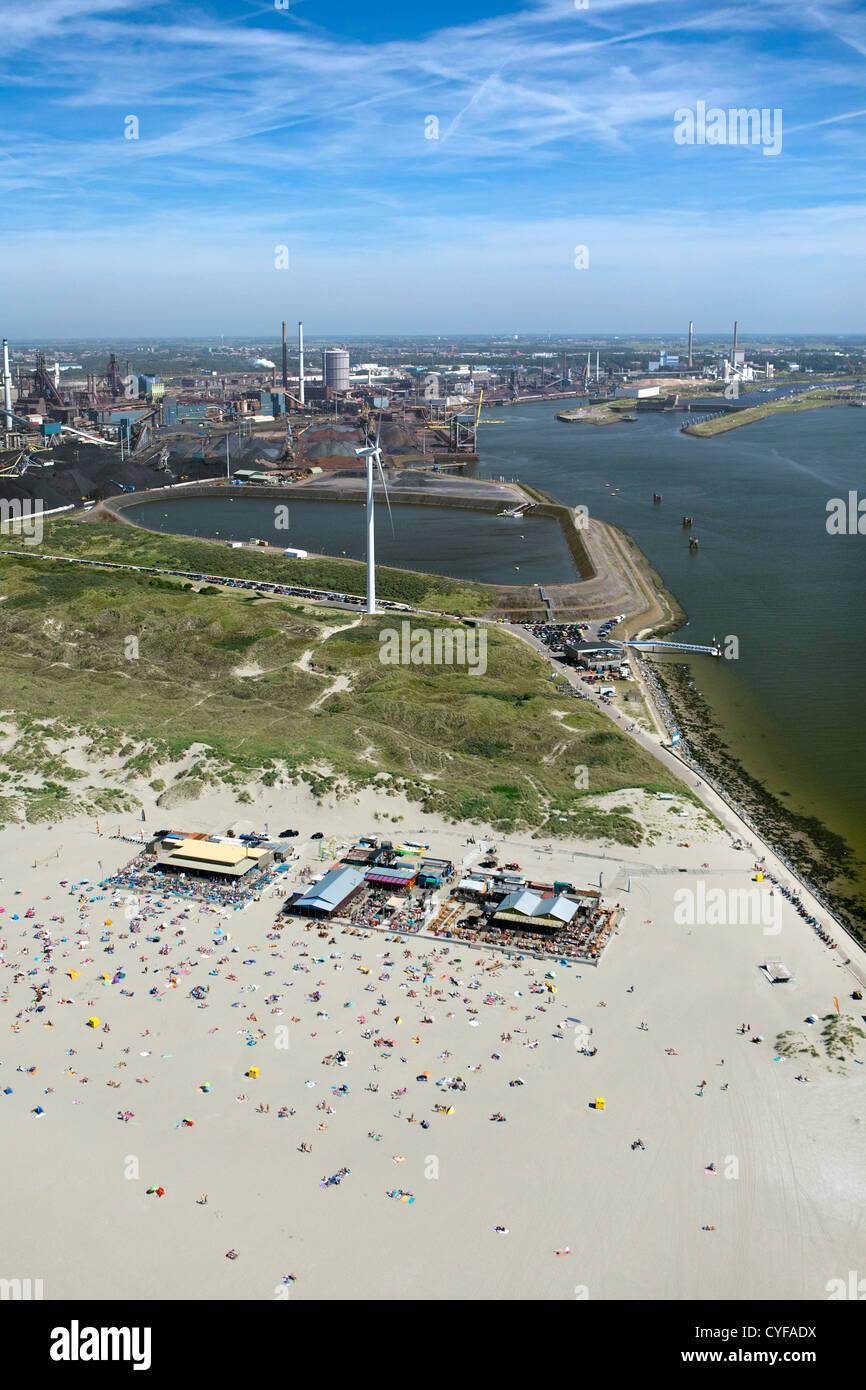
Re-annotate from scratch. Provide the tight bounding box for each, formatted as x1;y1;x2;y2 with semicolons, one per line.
0;321;842;513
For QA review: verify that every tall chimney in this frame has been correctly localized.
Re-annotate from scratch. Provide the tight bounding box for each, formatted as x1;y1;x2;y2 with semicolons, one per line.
596;350;600;382
733;320;738;355
281;321;288;388
298;321;305;407
688;320;694;368
2;339;13;431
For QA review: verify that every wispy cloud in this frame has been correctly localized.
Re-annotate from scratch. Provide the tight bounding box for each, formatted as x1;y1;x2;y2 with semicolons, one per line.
0;0;863;330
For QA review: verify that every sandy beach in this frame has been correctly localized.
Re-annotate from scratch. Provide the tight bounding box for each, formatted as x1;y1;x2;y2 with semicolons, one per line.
2;765;865;1303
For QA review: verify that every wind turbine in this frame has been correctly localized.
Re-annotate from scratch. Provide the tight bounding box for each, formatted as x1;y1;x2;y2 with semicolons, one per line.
354;420;393;614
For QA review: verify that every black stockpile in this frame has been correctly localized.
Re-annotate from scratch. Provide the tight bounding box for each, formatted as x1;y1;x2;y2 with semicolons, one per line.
0;438;227;510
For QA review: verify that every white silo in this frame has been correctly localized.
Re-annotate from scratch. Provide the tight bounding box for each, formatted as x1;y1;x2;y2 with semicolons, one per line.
322;348;350;392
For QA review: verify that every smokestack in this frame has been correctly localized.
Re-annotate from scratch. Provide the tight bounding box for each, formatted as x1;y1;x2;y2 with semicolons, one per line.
688;320;694;369
596;351;600;382
733;320;738;355
281;321;288;388
298;321;305;407
2;339;13;431
562;352;567;384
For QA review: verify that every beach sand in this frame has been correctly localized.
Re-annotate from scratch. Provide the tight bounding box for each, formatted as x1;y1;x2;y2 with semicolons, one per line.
2;774;864;1302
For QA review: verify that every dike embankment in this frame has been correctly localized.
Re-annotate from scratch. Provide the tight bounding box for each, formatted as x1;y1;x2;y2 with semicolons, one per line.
90;476;678;631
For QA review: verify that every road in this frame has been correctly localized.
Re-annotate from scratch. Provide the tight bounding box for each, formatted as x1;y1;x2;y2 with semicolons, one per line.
503;620;865;976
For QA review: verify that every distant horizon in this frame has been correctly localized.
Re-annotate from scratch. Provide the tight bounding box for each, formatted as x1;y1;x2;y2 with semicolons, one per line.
6;330;864;346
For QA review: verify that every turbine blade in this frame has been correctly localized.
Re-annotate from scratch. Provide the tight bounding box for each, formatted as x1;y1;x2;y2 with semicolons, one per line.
376;454;395;535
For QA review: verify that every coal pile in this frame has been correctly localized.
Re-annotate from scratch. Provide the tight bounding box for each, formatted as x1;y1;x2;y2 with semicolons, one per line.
0;438;226;510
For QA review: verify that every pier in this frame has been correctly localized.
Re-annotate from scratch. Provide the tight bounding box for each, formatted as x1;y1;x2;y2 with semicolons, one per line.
624;639;720;656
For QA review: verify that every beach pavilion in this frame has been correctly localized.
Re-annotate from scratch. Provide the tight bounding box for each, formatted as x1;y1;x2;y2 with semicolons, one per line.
154;835;274;880
491;890;579;931
363;864;419;893
287;865;366;919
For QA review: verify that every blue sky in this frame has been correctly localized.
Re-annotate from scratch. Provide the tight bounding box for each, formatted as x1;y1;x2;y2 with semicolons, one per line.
1;0;864;335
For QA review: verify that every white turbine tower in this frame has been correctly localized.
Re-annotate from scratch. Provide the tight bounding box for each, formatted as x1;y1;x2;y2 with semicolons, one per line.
355;422;393;614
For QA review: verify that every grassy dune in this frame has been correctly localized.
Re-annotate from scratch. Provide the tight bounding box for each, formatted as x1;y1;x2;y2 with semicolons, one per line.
23;517;497;616
0;546;683;836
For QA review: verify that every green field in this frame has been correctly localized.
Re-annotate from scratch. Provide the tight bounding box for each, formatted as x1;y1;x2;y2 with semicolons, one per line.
0;538;687;839
683;392;838;437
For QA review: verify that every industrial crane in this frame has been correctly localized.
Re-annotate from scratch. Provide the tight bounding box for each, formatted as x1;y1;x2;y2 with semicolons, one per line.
415;390;505;451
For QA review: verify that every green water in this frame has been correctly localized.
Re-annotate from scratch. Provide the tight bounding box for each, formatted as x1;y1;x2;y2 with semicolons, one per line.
476;401;866;913
123;496;577;586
